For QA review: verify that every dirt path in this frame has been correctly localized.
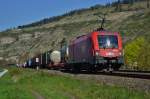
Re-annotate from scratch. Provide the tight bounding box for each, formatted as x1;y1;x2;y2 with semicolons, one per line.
0;69;8;78
31;90;45;99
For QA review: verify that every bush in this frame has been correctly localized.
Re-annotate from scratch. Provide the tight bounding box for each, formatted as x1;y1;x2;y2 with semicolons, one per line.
125;37;150;70
137;41;150;69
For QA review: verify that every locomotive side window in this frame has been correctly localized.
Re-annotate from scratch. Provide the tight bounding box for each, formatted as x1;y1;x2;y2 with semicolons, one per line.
98;35;118;49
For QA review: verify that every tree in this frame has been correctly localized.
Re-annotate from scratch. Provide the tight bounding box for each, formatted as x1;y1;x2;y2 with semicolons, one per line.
124;37;145;68
147;0;150;8
60;38;67;48
130;0;134;5
137;41;150;70
115;0;122;12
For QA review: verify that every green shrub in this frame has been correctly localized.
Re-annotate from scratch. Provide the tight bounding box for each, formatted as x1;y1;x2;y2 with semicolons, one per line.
125;37;150;70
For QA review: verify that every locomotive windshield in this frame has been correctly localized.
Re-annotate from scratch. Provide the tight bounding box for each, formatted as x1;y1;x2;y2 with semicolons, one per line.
98;35;118;49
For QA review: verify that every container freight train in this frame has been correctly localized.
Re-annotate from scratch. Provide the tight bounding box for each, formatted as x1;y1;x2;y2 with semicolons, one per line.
25;30;124;72
26;50;62;69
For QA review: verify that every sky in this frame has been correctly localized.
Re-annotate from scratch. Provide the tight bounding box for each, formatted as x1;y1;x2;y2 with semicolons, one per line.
0;0;117;31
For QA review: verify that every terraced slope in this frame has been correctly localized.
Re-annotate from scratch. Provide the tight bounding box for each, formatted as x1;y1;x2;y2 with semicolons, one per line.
0;1;150;67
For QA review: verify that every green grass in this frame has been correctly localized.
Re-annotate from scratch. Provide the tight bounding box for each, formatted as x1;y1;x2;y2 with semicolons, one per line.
0;67;150;99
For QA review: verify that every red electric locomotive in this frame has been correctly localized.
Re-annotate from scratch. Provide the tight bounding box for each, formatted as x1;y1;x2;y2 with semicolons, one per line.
62;15;124;72
64;31;123;72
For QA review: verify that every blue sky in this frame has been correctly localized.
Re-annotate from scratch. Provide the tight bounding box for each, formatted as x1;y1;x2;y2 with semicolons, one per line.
0;0;117;31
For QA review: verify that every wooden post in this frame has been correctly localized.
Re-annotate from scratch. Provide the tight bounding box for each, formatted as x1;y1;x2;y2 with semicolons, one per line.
147;0;150;8
36;57;39;70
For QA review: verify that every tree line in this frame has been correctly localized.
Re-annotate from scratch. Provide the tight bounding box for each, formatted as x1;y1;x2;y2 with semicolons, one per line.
17;0;149;29
17;5;104;29
110;0;150;12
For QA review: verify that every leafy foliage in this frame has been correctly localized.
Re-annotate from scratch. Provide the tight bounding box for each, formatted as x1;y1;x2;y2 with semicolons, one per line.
125;37;144;66
125;37;150;70
137;41;150;69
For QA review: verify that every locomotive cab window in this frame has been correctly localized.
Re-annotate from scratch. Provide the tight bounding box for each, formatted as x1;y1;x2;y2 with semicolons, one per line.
98;35;118;49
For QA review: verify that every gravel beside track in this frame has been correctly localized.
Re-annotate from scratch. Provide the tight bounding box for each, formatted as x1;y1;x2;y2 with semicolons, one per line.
45;70;150;93
103;71;150;79
75;74;150;93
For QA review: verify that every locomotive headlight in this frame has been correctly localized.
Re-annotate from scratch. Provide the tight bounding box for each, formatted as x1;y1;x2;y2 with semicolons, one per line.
95;52;99;56
119;50;124;56
106;52;114;56
109;52;113;56
119;52;122;56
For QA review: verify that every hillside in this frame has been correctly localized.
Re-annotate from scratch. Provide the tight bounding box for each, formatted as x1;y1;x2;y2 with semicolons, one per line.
0;0;150;68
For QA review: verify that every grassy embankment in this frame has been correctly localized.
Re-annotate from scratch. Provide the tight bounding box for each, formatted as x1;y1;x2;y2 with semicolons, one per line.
0;67;149;99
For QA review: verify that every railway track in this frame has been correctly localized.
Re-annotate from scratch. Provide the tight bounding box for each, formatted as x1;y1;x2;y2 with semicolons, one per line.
46;69;150;92
26;65;150;80
99;70;150;80
61;69;150;80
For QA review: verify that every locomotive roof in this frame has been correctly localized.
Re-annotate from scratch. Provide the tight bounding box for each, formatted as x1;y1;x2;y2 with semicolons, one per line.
70;31;120;44
93;30;120;35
